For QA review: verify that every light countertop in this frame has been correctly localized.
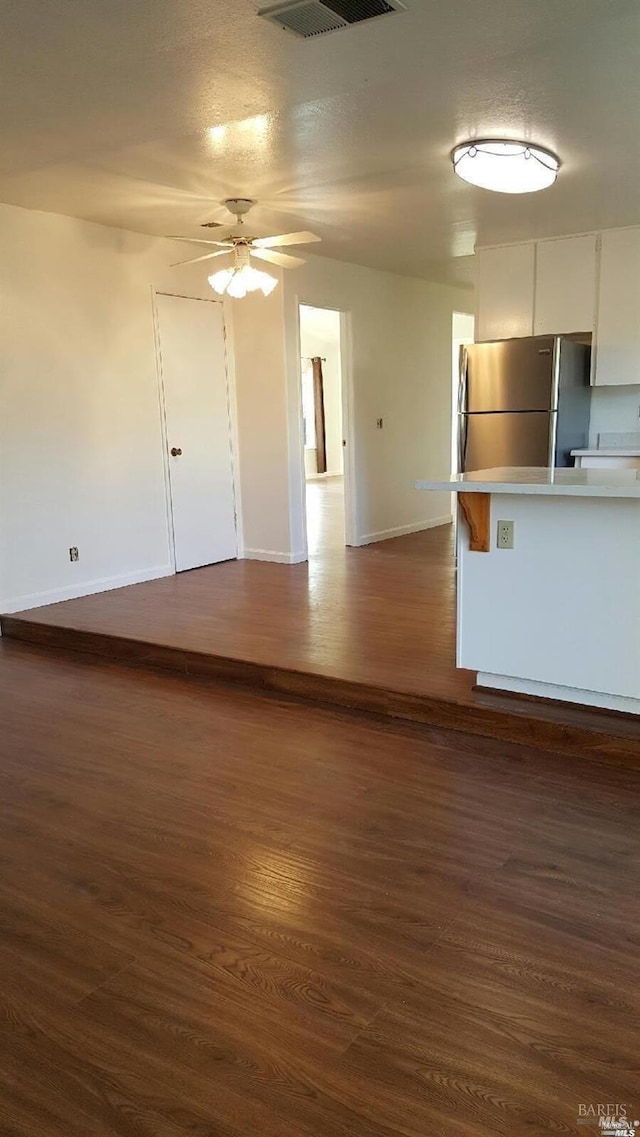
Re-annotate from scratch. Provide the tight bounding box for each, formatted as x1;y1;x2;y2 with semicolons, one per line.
571;448;640;457
415;466;640;498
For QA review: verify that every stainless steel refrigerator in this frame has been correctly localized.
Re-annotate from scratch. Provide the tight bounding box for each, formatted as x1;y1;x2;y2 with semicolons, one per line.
458;336;591;472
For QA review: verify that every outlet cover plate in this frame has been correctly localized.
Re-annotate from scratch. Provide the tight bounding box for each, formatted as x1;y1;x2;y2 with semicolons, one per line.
496;520;514;549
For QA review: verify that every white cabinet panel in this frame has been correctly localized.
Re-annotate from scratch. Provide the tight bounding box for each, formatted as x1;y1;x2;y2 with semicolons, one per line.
476;245;534;342
534;236;597;335
595;228;640;386
457;493;640;707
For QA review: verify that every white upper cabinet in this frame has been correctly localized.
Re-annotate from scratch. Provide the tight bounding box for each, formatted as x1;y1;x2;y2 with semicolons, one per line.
594;228;640;386
476;244;534;342
476;227;640;385
534;236;597;336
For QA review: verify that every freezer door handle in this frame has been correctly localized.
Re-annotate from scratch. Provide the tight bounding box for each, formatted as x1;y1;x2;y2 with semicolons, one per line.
457;347;469;472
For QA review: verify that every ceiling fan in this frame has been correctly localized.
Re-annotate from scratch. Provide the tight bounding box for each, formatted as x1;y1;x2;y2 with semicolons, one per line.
169;198;321;298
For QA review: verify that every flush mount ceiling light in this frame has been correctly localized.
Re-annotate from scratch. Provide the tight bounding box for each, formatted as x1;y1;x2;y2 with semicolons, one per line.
451;139;560;194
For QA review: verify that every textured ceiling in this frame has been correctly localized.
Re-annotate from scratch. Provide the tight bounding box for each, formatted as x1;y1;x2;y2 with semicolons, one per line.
1;0;639;284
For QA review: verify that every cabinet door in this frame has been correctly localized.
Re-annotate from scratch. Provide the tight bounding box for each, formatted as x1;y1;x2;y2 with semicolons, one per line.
534;236;597;335
476;244;534;342
594;228;640;386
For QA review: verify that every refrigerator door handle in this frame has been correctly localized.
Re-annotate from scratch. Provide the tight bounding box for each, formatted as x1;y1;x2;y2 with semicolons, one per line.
458;346;469;415
458;412;469;473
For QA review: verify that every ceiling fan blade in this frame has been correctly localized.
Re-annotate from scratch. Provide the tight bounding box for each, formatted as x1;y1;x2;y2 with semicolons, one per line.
167;235;235;247
170;249;232;267
251;248;306;269
252;231;321;249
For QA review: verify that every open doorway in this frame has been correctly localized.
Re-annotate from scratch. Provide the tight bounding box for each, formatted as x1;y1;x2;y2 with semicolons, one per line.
299;304;346;553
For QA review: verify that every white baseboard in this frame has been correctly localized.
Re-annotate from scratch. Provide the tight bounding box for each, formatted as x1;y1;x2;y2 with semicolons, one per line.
477;672;640;716
1;564;174;615
242;548;307;565
356;515;452;547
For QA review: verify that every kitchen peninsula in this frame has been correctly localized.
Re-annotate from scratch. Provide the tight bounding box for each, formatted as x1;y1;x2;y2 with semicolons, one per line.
416;468;640;715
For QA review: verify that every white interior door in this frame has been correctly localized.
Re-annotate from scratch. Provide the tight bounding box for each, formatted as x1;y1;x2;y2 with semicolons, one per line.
156;294;237;571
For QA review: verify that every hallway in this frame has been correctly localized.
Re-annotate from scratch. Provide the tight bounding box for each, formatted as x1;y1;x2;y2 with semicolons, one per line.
306;476;345;554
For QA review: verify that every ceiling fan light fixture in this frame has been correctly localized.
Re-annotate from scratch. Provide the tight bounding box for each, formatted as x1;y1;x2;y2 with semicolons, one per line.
172;199;318;290
451;139;560;194
208;268;235;295
209;263;278;299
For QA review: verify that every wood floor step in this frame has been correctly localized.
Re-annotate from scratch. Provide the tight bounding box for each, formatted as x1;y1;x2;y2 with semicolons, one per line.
2;614;638;760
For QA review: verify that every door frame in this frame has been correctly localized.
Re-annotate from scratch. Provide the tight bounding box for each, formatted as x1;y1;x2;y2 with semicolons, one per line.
151;289;242;573
295;299;356;550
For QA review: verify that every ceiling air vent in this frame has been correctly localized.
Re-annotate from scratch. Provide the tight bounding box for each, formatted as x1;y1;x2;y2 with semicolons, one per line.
258;0;406;38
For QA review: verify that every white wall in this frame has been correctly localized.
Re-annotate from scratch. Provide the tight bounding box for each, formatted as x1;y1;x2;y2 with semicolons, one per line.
299;305;343;478
228;277;305;563
283;254;472;547
589;384;640;445
0;202;239;612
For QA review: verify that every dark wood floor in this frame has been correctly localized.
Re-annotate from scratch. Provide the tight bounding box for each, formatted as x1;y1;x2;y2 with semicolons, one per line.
4;481;638;756
0;639;639;1136
5;479;470;701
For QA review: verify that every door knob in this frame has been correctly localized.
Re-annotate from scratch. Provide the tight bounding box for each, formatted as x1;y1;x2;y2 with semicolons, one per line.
170;447;182;457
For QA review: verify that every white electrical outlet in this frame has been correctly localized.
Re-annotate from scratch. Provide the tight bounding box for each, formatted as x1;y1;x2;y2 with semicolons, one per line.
496;520;514;549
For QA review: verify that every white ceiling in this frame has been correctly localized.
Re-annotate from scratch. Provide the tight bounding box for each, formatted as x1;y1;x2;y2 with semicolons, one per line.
1;0;640;285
